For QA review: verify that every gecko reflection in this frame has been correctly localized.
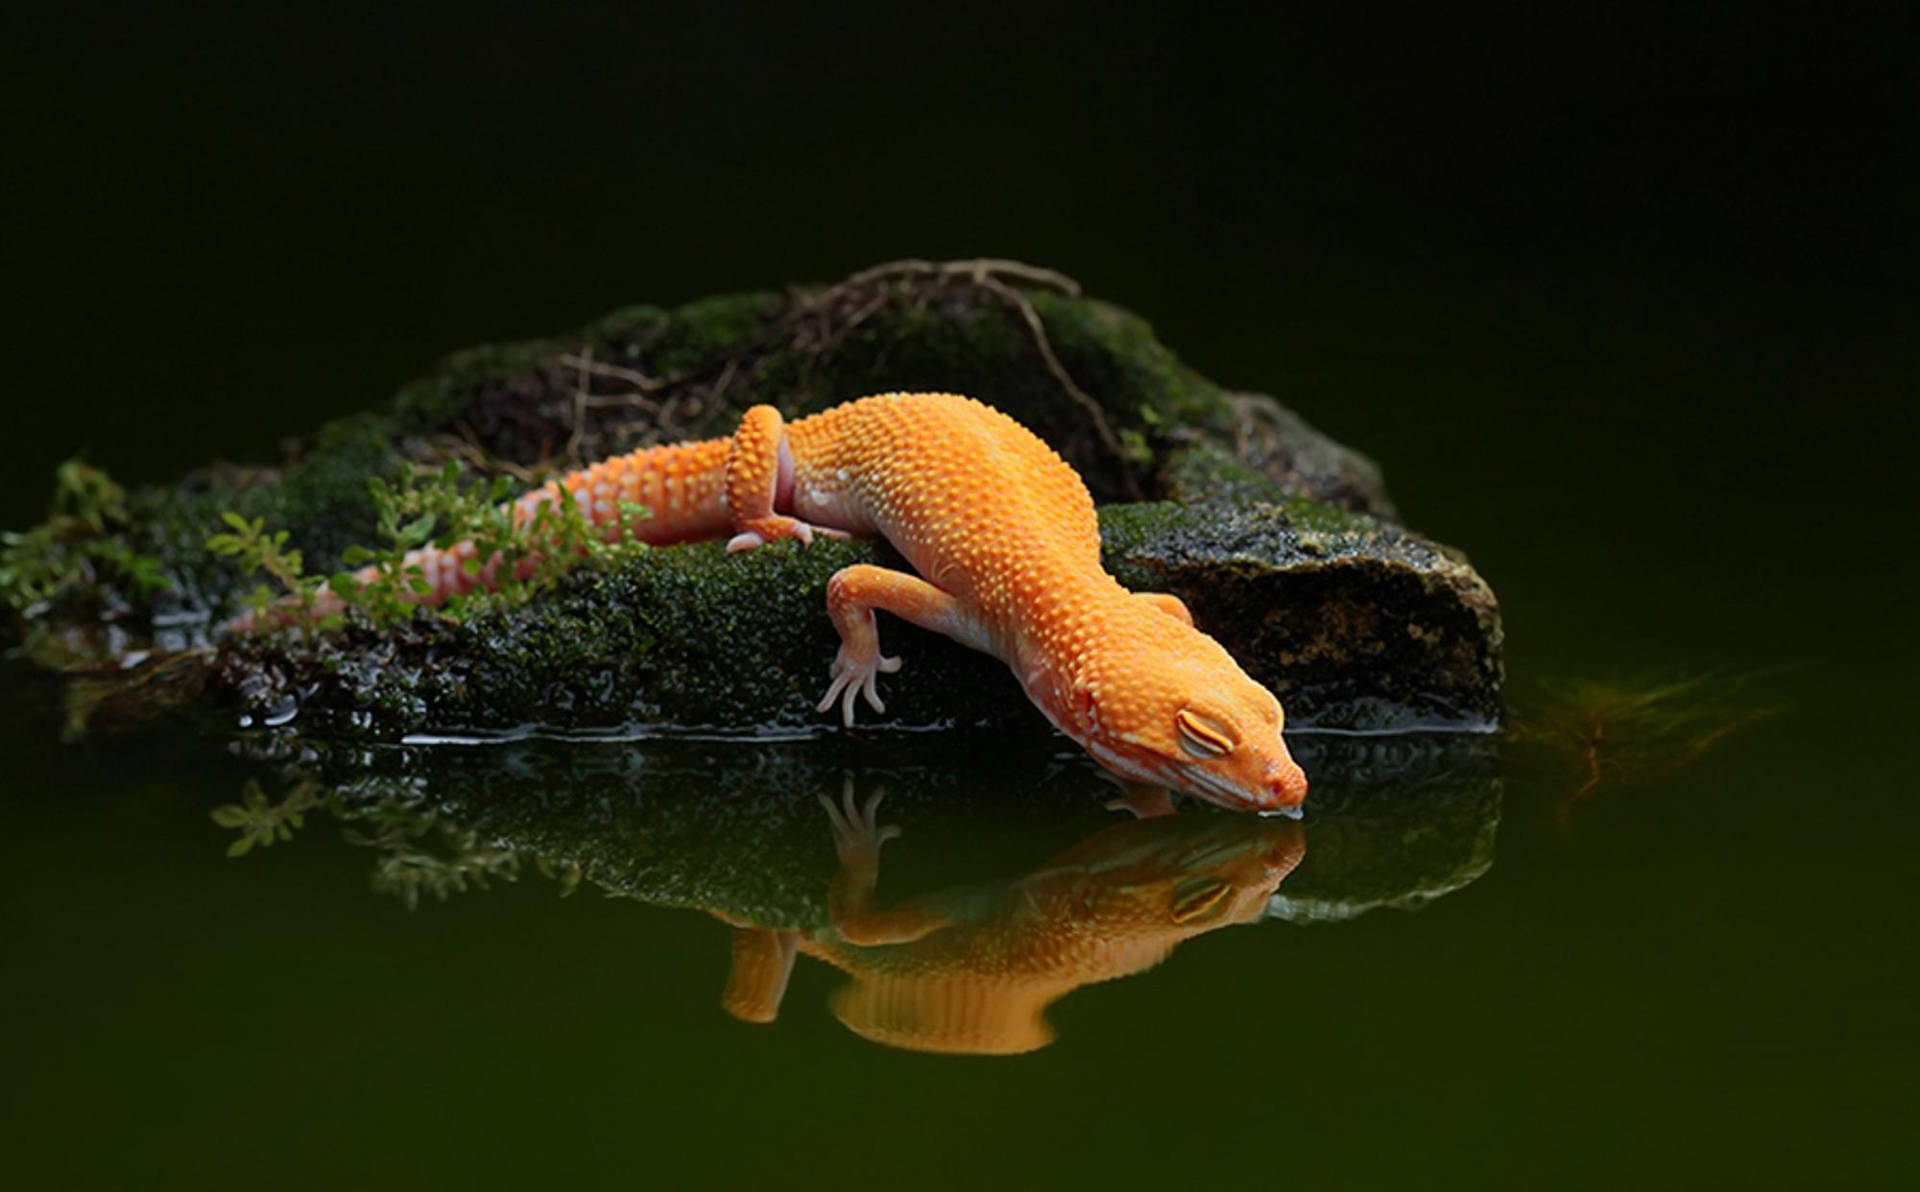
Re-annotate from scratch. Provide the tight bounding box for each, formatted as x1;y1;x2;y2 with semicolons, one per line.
716;790;1305;1055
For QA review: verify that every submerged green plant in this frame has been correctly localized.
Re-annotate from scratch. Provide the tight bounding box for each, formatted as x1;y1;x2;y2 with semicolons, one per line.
1510;672;1784;828
1;459;167;615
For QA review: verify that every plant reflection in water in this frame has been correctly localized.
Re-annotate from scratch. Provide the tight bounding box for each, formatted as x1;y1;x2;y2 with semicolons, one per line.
209;734;1498;1055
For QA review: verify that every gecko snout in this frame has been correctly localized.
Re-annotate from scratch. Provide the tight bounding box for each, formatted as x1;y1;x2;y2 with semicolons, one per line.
1258;758;1309;818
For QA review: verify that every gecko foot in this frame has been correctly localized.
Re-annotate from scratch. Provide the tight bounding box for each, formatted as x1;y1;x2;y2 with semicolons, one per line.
818;779;901;866
817;645;903;726
726;515;852;553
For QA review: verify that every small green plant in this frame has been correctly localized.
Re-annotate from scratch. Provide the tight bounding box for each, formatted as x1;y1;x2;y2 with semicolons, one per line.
1117;426;1155;467
205;512;329;626
1;459;167;615
211;461;651;630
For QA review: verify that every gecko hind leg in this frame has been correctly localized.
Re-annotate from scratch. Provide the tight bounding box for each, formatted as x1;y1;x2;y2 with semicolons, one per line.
723;404;854;552
726;519;853;553
817;564;975;727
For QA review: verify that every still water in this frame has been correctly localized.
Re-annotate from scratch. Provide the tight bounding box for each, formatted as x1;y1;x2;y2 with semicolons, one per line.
4;11;1914;1179
6;263;1914;1184
3;651;1911;1186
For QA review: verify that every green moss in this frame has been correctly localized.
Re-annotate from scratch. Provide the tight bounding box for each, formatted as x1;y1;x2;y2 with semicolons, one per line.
9;266;1361;634
585;302;669;345
1030;293;1226;432
204;495;1499;739
390;338;557;431
1093;501;1197;557
1156;440;1291;506
127;413;406;613
1277;497;1379;541
7;262;1494;730
1097;498;1377;567
646;292;786;376
0;460;167;618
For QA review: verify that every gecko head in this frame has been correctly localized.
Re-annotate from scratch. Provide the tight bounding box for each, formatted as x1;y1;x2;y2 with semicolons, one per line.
1072;628;1309;816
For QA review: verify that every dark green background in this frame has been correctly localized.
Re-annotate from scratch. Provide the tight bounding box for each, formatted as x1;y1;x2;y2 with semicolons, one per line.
3;3;1915;1188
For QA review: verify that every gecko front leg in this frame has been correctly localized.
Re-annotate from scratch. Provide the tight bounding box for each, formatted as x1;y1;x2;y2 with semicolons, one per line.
817;564;981;726
818;782;945;947
718;926;799;1024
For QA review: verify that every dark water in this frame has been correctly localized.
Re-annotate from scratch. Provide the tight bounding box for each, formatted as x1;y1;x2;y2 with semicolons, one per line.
4;6;1915;1189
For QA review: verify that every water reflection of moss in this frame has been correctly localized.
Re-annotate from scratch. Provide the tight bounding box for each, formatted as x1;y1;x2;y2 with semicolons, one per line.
212;780;527;909
212;733;1503;926
343;804;523;912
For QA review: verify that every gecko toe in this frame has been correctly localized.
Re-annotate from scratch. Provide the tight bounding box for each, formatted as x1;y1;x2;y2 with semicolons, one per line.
818;791;849;841
726;531;765;553
819;646;898;727
818;669;852;715
862;791;901;844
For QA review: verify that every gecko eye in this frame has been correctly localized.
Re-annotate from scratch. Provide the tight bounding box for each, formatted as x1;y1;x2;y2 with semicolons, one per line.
1175;709;1235;759
1169;876;1232;924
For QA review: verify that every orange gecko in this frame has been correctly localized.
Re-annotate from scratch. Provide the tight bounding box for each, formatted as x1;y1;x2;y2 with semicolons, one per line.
719;788;1307;1054
312;392;1309;813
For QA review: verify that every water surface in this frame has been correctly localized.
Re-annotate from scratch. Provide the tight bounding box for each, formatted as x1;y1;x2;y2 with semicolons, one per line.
4;670;1911;1187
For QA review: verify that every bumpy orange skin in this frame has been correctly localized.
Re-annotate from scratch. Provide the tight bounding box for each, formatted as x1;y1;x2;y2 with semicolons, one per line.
719;800;1306;1054
782;394;1307;813
320;392;1309;812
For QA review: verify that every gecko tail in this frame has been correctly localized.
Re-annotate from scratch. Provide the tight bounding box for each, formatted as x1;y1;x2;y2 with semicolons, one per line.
226;436;737;633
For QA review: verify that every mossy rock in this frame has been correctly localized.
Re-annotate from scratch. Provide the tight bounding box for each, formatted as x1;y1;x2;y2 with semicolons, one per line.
213;499;1499;737
3;260;1499;738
